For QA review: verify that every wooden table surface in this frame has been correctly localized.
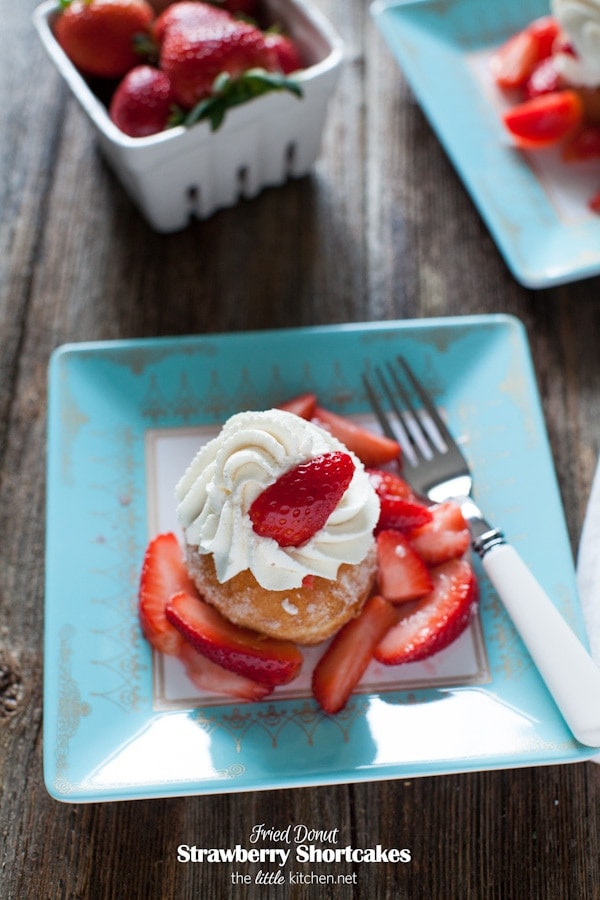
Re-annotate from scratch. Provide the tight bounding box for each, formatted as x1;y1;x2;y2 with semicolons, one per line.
2;0;600;896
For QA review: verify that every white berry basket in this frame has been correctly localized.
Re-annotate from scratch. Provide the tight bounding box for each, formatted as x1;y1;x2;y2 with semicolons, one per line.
33;0;344;232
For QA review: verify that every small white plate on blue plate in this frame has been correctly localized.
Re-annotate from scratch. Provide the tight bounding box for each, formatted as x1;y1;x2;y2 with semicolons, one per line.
44;316;595;802
371;0;600;288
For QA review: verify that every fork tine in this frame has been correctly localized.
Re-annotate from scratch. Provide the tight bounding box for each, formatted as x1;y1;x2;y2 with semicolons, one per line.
362;372;399;444
397;356;457;449
378;364;432;463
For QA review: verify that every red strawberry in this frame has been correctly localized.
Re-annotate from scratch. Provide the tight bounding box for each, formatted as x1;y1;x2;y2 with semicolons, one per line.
54;0;155;79
563;124;600;161
214;0;259;15
312;406;400;468
312;594;399;714
109;65;174;137
178;642;272;701
367;468;416;502
160;16;277;108
590;189;600;213
407;501;470;566
138;532;199;655
490;15;560;90
249;451;355;547
165;591;303;686
524;56;562;99
367;468;432;532
376;530;433;602
264;31;303;74
375;558;478;665
276;392;317;419
152;1;232;45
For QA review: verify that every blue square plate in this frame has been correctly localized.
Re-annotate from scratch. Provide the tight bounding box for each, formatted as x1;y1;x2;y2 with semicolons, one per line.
371;0;600;287
44;316;595;802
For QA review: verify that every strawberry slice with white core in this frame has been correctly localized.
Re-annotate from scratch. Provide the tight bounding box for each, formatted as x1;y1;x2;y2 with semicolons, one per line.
249;451;355;547
312;406;400;467
312;594;399;714
138;532;199;656
165;590;303;686
376;530;433;603
375;558;478;665
407;501;470;566
178;642;272;702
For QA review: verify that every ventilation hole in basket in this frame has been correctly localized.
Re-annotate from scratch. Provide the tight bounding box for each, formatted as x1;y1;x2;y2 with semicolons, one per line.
237;166;248;198
285;142;297;176
186;185;200;212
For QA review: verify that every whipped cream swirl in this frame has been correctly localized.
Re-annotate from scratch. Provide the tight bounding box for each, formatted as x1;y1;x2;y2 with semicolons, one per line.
552;0;600;86
176;409;380;591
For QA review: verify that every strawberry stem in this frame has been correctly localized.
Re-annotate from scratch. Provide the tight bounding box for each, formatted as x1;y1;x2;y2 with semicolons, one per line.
184;69;303;132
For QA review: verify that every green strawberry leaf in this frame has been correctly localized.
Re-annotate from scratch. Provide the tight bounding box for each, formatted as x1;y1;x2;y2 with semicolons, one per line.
184;69;303;132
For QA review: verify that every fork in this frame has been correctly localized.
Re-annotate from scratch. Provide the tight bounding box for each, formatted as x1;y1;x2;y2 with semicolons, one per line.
363;356;600;748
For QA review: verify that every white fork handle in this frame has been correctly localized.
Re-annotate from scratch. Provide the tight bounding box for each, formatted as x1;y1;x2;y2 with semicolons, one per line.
482;542;600;748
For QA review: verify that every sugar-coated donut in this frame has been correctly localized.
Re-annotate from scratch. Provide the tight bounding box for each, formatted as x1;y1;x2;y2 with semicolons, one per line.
185;544;378;645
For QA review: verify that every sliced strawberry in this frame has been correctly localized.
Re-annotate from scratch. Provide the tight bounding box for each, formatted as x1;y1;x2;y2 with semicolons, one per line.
367;468;432;532
376;496;433;533
312;595;399;714
490;16;560;89
375;558;478;665
563;124;600;161
138;532;198;656
312;406;400;467
376;530;433;603
165;591;303;686
491;29;541;90
367;468;417;501
502;90;584;148
249;451;355;547
524;56;562;99
407;501;470;566
276;392;317;419
526;15;562;59
178;642;272;702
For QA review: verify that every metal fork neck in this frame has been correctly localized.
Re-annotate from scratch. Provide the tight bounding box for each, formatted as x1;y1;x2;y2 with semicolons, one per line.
459;497;506;559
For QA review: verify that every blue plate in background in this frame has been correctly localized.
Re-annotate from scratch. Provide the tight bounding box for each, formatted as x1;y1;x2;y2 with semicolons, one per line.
371;0;600;287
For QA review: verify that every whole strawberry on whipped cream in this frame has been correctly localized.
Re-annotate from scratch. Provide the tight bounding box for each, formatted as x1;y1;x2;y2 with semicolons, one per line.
552;0;600;86
176;409;380;592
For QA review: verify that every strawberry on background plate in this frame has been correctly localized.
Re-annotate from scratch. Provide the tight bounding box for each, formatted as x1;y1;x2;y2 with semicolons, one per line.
502;89;584;148
490;15;561;90
54;0;155;79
